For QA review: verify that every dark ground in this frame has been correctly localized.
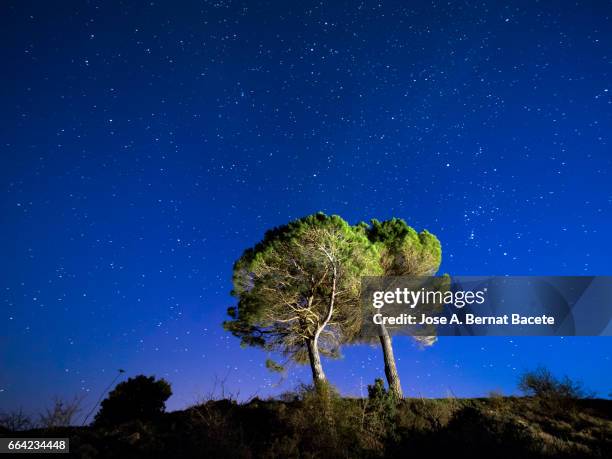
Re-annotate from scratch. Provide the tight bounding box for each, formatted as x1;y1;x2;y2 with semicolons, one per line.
2;396;611;458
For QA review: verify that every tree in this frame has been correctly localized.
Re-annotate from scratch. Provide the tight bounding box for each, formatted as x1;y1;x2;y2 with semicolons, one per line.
225;213;380;387
364;218;442;398
93;375;172;426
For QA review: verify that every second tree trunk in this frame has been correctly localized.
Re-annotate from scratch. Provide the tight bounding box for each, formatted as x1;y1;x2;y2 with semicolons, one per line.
379;326;403;398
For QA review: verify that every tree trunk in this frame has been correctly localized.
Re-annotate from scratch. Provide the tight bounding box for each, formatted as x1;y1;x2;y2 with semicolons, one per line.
306;337;326;386
307;337;334;431
379;325;403;398
305;258;335;390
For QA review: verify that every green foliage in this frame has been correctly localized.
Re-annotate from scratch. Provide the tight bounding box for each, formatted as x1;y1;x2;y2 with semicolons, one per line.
224;212;381;367
357;218;443;350
225;214;444;393
285;382;371;457
367;378;393;401
265;358;285;373
365;379;399;442
94;375;172;427
366;218;442;276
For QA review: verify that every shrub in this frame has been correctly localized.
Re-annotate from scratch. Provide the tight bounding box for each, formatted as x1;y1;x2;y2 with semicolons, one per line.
94;375;172;427
487;390;506;410
0;408;35;431
361;378;399;450
518;367;594;416
39;396;83;428
366;378;398;427
518;367;591;400
283;382;373;457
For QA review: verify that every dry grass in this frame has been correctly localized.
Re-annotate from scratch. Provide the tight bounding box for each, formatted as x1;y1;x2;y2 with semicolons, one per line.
3;390;610;458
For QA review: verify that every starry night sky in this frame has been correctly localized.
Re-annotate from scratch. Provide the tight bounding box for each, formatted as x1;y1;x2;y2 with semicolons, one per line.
1;1;611;417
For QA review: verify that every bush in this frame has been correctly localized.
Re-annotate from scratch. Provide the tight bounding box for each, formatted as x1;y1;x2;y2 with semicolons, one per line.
94;375;172;427
366;378;398;427
518;367;591;400
487;390;506;410
518;367;593;416
39;396;83;428
0;408;35;431
362;378;399;450
284;382;371;457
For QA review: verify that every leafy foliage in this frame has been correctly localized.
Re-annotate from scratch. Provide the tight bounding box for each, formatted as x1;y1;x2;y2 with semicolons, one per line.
265;358;285;373
225;213;381;374
94;375;172;427
364;217;444;347
365;218;441;277
365;378;399;442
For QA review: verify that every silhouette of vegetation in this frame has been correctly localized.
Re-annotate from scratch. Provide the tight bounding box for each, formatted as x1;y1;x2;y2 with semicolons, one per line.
39;396;83;428
93;375;172;427
518;366;592;400
3;370;610;458
82;368;125;426
518;367;594;415
0;397;83;431
0;408;35;432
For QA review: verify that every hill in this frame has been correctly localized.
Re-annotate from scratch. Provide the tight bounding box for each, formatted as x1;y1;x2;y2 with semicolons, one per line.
2;395;611;458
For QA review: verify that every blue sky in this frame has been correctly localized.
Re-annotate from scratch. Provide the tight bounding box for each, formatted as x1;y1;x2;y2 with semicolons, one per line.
1;1;611;417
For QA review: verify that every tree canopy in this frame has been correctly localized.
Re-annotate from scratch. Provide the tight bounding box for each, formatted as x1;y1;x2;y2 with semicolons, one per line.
94;375;172;427
365;218;441;277
225;213;381;384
